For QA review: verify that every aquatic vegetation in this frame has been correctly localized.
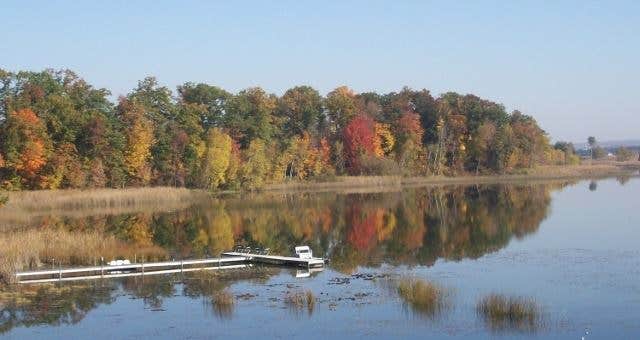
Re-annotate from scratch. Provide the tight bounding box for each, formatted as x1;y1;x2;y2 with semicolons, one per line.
476;293;543;332
396;278;450;319
211;289;235;319
284;290;316;314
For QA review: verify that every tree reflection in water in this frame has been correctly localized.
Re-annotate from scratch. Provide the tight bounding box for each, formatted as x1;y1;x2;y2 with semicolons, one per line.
0;182;570;332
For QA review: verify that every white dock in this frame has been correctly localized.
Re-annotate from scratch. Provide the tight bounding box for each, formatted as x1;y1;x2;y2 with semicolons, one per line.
221;252;326;268
15;250;325;284
15;257;248;284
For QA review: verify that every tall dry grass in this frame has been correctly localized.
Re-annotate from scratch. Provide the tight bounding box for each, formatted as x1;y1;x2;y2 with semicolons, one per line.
211;289;235;319
0;228;166;284
0;187;210;228
396;278;450;319
476;293;542;332
284;290;316;314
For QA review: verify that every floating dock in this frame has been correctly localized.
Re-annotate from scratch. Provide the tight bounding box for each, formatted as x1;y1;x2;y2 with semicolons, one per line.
15;251;325;284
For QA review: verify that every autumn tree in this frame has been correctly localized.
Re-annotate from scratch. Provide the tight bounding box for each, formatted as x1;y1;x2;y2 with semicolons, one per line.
342;114;377;174
118;99;154;186
396;111;426;175
325;86;358;133
240;139;269;189
0;108;51;188
201;128;232;190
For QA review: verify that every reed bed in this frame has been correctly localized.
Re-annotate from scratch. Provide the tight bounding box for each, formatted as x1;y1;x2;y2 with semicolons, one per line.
211;289;235;318
0;228;166;284
396;278;450;319
0;187;209;228
284;290;316;313
476;293;542;332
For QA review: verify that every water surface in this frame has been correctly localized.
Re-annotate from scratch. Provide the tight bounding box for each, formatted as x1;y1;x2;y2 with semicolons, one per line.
1;177;639;339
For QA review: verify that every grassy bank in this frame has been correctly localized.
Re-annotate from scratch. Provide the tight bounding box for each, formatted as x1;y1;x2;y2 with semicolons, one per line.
0;187;211;228
0;228;166;284
265;162;640;193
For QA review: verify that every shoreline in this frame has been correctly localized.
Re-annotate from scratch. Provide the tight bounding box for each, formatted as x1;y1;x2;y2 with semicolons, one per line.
262;163;640;193
1;163;638;214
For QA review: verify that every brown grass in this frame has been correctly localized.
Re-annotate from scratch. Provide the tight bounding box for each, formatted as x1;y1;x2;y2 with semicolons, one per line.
476;293;543;332
211;289;235;318
284;290;316;313
0;228;166;284
396;278;450;318
262;163;639;194
0;187;210;228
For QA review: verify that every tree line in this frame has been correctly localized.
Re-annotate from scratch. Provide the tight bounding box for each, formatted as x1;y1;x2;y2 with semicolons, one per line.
0;69;573;190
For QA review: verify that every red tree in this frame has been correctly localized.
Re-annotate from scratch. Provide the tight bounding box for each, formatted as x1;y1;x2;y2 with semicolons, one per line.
397;111;424;143
342;114;376;173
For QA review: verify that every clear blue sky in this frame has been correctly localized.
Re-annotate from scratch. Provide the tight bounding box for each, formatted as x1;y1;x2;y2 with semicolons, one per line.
2;0;638;142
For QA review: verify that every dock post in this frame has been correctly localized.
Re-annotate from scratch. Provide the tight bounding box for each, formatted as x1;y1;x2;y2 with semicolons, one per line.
141;262;144;275
181;260;183;273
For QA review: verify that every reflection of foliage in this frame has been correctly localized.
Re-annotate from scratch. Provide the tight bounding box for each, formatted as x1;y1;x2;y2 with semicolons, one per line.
121;276;175;310
4;183;560;278
0;283;115;333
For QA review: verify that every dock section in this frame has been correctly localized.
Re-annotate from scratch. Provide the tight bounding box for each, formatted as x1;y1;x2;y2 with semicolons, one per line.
222;252;325;268
15;251;325;284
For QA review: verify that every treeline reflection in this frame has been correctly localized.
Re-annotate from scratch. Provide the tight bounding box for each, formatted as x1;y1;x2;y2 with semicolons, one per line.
18;183;560;272
0;182;566;331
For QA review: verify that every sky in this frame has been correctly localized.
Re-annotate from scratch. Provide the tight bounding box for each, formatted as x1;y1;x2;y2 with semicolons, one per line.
1;0;638;142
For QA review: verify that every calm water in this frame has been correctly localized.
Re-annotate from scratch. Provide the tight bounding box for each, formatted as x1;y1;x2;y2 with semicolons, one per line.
1;177;639;339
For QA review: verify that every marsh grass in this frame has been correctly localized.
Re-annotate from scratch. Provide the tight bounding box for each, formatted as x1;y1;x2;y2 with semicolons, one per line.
284;290;316;314
396;278;450;319
476;293;543;332
0;187;209;228
0;228;166;284
0;192;7;207
211;289;235;319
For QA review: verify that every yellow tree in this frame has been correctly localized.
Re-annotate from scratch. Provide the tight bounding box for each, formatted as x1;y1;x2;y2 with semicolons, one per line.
373;123;395;157
120;100;155;185
240;139;269;189
325;86;358;132
202;128;232;189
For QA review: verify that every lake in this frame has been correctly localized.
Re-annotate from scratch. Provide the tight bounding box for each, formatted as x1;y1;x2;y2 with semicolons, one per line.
1;177;639;339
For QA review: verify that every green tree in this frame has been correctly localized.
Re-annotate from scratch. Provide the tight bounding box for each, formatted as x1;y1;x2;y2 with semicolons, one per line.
587;136;597;161
278;86;323;137
225;87;279;147
177;82;230;128
615;146;634;162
